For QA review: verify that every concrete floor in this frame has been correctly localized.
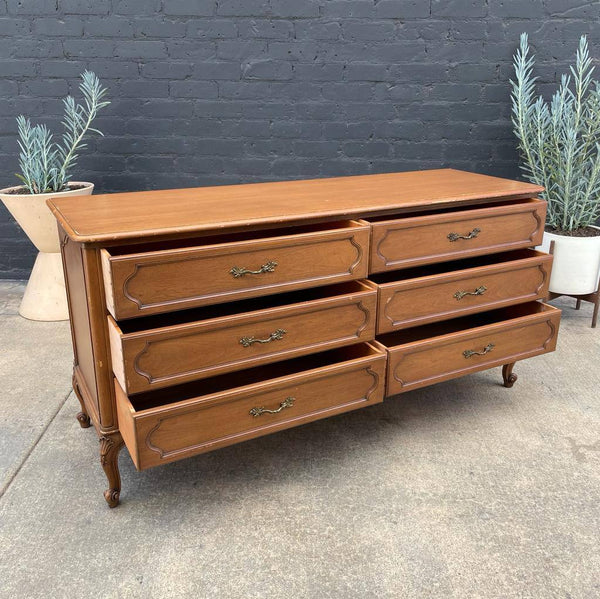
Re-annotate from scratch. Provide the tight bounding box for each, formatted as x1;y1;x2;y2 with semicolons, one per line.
0;280;598;599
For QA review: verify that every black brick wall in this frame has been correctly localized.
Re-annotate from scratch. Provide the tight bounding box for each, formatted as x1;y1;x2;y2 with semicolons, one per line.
1;0;597;278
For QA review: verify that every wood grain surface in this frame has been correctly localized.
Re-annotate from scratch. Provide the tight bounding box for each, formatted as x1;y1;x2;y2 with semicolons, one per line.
108;281;377;393
375;249;553;332
369;198;547;272
48;169;543;244
379;302;561;395
115;343;386;470
102;220;370;319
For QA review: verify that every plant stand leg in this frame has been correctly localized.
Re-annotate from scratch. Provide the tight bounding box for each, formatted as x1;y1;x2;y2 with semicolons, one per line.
72;372;91;429
99;432;125;508
576;299;582;310
502;363;518;388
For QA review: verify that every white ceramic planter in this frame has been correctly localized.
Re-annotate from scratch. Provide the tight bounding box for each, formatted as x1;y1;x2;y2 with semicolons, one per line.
539;226;600;295
1;182;94;321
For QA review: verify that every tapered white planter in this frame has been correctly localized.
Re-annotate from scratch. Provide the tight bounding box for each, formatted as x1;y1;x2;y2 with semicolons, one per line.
1;182;94;321
539;226;600;295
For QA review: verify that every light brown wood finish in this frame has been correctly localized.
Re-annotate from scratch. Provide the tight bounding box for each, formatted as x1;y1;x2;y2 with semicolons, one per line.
115;343;387;470
375;250;553;333
379;302;561;396
101;220;370;319
60;230;99;423
47;169;542;244
61;228;118;430
53;169;560;507
108;281;377;394
99;431;124;508
369;199;547;273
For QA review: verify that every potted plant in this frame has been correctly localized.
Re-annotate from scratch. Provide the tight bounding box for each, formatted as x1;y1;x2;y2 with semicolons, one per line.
1;71;109;321
511;33;600;296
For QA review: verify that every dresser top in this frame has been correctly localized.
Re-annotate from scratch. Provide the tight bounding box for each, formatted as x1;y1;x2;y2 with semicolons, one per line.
48;168;543;244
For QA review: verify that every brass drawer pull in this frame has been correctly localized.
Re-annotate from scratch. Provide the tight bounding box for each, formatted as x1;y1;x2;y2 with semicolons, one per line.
463;343;494;358
250;396;295;417
454;285;487;300
230;260;278;278
448;227;481;242
240;328;286;347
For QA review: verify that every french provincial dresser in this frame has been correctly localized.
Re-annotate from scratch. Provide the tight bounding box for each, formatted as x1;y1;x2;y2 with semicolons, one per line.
48;169;561;507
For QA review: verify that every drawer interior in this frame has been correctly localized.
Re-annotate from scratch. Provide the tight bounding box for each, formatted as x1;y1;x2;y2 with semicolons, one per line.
114;280;374;333
127;343;383;412
370;249;549;284
106;220;366;256
377;302;556;347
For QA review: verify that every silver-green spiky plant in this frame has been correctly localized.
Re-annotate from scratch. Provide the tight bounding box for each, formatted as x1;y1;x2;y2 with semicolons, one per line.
511;33;600;232
15;71;110;194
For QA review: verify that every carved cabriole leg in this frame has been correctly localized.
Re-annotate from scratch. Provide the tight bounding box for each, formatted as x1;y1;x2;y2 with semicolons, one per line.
72;370;91;429
502;362;518;388
99;432;125;508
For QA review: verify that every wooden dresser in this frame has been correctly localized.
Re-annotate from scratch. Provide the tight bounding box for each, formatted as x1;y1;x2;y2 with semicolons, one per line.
48;169;561;507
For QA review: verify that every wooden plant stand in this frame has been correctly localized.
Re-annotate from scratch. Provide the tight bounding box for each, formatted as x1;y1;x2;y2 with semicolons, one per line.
547;291;599;328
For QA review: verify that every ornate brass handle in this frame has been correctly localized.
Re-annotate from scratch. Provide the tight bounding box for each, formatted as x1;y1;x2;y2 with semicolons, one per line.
454;285;487;300
240;328;286;347
448;227;481;242
230;260;277;278
250;396;295;417
463;343;494;358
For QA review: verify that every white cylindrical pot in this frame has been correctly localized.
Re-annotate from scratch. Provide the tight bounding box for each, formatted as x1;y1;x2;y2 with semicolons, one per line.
539;226;600;295
0;182;94;321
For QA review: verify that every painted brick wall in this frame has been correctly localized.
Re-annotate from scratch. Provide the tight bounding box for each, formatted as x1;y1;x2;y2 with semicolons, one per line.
1;0;598;277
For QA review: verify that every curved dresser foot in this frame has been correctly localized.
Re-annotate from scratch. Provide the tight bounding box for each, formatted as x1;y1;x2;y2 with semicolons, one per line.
99;432;125;508
76;411;91;428
502;363;518;388
73;372;91;428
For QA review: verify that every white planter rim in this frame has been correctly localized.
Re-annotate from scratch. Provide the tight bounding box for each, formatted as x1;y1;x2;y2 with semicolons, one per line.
1;180;95;254
0;181;94;198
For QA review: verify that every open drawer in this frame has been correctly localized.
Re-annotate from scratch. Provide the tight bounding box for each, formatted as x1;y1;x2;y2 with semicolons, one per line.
368;198;546;273
101;220;370;319
376;302;560;396
116;343;387;470
372;249;553;333
108;281;377;394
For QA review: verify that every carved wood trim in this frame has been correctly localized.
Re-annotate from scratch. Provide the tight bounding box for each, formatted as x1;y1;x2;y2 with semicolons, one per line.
534;262;549;295
132;341;152;383
374;202;544;269
392;317;557;389
99;432;125;508
120;233;364;312
145;362;382;460
382;262;550;329
131;298;373;386
365;366;380;401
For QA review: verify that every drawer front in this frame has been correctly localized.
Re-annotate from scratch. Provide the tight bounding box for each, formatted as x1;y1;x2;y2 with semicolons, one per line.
109;284;377;394
383;303;560;395
116;345;387;470
102;221;370;319
370;199;546;273
378;251;553;333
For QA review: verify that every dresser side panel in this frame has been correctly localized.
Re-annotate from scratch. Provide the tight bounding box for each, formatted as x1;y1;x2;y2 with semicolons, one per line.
61;230;100;423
